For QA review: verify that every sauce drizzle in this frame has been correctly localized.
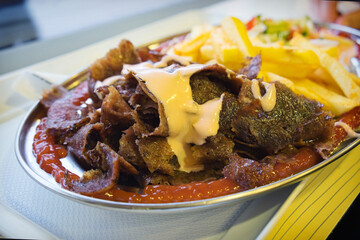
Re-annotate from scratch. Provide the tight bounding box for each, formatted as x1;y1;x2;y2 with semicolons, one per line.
32;85;360;203
135;64;223;172
251;80;276;111
335;121;360;138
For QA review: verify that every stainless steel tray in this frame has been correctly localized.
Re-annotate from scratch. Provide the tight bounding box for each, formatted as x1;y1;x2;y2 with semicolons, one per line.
15;23;360;210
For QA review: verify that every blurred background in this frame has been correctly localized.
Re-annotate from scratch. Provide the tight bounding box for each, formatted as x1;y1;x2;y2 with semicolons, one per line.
0;0;359;239
1;0;359;74
0;0;222;74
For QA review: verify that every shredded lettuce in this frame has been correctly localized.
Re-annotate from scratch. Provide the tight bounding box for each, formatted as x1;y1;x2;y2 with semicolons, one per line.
249;16;315;43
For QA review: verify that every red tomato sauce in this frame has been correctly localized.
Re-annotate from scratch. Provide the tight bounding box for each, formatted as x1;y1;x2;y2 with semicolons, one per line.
332;106;360;148
33;118;79;186
71;81;90;106
33;118;242;203
32;79;360;203
273;147;321;180
33;79;243;203
32;106;360;203
93;178;243;203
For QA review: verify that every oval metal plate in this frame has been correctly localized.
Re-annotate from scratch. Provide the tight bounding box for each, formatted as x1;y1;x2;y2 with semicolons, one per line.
15;22;360;210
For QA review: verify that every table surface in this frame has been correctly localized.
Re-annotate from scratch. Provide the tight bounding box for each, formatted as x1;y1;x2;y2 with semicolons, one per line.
0;0;359;239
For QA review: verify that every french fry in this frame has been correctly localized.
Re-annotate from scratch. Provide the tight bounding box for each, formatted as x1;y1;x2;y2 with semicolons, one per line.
293;79;359;116
293;85;331;109
258;46;319;78
261;62;318;79
350;72;360;86
173;31;212;61
322;45;339;58
318;30;355;48
263;71;295;90
307;39;340;58
309;68;344;95
257;46;319;65
199;44;215;62
209;27;243;70
264;71;357;116
321;33;358;65
290;33;360;102
221;16;258;57
319;52;360;101
170;17;360;115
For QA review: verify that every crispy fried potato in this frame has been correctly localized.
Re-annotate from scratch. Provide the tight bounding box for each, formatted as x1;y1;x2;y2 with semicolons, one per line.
307;39;340;58
319;30;355;48
293;79;358;116
199;44;215;62
318;52;360;101
264;71;356;116
310;33;357;65
209;27;243;70
350;72;360;86
290;33;360;102
258;46;319;78
309;68;344;95
322;45;339;58
174;31;211;54
170;17;359;115
221;16;258;57
263;71;295;90
261;62;318;79
257;46;319;65
173;31;212;61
